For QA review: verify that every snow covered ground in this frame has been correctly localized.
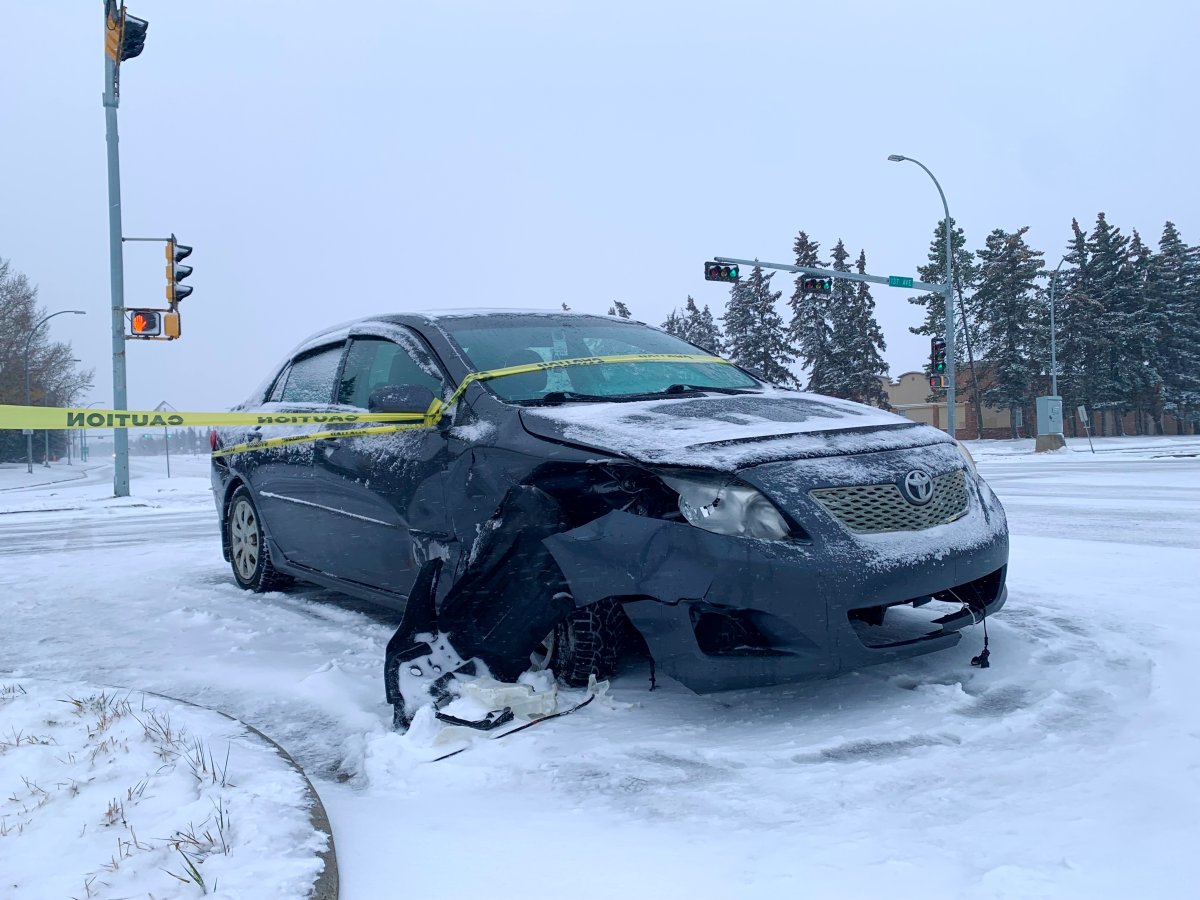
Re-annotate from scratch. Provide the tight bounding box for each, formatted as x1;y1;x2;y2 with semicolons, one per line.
0;681;326;899
1;439;1198;899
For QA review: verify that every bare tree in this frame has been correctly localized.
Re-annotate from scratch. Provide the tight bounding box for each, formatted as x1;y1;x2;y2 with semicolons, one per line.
1;256;95;461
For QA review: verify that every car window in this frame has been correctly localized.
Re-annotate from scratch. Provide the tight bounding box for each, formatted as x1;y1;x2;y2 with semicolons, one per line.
279;344;343;404
337;337;444;409
266;364;291;403
441;315;757;401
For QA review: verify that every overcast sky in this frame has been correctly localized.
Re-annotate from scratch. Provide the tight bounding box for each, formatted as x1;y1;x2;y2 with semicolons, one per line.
4;0;1198;411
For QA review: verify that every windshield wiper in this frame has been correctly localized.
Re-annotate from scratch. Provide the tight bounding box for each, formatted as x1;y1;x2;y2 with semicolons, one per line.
659;383;761;396
521;391;611;406
521;385;760;406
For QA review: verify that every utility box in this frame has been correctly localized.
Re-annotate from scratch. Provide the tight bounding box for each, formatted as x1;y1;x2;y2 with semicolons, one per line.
1035;395;1065;451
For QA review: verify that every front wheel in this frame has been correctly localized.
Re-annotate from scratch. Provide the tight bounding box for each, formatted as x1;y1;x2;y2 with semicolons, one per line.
227;487;290;592
531;598;626;687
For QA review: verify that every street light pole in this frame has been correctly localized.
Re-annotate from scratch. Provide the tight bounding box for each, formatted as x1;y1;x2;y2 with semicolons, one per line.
1049;256;1069;397
23;310;87;474
53;357;85;467
889;154;956;438
80;401;104;463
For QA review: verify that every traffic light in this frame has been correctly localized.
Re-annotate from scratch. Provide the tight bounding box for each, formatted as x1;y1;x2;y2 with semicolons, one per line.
166;234;193;305
121;13;149;61
930;337;947;375
105;2;149;63
929;374;948;390
128;309;179;340
801;277;833;294
129;310;161;336
704;262;740;283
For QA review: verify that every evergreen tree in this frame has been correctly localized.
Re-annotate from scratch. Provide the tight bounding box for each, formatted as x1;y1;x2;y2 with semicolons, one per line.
722;266;797;385
973;227;1045;437
1119;229;1163;433
1148;222;1200;433
787;230;834;393
679;296;724;352
662;298;724;351
1083;213;1146;434
824;248;889;406
661;309;684;337
820;240;856;398
907;218;985;434
1054;218;1106;435
607;301;632;319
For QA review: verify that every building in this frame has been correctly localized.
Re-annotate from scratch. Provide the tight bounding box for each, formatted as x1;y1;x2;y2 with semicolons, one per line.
880;371;1017;440
880;370;1194;439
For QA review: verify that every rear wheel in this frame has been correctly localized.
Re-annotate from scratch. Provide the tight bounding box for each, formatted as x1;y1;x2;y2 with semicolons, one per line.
227;487;290;592
531;598;626;687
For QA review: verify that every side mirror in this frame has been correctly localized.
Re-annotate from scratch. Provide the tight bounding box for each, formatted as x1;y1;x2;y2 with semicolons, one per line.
369;384;436;415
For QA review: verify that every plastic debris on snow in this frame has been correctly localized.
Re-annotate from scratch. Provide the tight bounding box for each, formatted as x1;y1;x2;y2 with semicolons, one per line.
401;670;626;754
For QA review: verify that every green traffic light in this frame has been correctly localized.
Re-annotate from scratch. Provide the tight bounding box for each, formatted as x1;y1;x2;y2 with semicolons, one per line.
729;266;738;279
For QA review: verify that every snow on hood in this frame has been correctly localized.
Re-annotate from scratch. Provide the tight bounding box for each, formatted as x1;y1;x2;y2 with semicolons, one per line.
520;389;952;470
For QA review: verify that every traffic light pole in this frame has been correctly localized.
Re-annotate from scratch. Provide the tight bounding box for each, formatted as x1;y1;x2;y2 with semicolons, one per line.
715;254;960;436
714;249;957;438
103;13;130;497
713;257;943;293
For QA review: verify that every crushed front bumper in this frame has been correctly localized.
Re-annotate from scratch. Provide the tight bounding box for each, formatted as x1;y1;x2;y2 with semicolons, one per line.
543;451;1009;693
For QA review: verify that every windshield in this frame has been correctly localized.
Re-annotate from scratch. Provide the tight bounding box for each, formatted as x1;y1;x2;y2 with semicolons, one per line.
439;315;759;402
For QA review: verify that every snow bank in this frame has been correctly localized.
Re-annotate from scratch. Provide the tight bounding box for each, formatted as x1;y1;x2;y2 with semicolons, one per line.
0;681;327;899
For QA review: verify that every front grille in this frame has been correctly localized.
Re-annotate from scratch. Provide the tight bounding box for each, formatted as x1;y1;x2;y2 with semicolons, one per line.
810;469;968;534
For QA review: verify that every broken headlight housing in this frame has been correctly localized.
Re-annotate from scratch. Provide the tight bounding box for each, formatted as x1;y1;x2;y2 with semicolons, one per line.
955;440;978;475
660;474;791;541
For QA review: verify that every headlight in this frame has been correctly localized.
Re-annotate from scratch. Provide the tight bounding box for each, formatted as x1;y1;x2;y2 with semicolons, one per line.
660;475;791;540
955;440;977;475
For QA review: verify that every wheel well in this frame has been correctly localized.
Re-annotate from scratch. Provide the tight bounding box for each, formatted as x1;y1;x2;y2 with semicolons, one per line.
219;476;247;561
520;462;682;528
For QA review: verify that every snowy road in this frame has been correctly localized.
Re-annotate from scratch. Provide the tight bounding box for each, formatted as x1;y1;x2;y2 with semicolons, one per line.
2;443;1199;899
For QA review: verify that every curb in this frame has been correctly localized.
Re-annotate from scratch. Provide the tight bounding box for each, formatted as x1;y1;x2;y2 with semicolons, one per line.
133;688;339;900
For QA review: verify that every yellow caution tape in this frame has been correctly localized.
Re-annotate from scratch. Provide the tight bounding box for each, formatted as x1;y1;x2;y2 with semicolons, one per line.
211;422;436;458
0;406;428;431
432;352;729;419
0;352;733;458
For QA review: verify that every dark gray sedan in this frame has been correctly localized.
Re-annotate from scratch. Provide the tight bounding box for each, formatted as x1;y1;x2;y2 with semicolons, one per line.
211;311;1007;722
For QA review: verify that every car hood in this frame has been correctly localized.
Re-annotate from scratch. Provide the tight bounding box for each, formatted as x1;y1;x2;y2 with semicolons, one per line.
519;389;953;471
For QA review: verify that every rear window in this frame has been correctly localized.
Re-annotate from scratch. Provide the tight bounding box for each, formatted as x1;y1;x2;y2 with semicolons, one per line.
279;344;343;404
440;316;755;401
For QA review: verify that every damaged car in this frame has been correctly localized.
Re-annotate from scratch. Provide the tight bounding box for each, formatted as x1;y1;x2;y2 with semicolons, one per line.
210;311;1008;726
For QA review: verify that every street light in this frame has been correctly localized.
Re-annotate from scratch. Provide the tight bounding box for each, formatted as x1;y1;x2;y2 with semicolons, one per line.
24;310;87;474
79;401;104;463
52;358;83;467
1048;256;1069;397
888;154;956;437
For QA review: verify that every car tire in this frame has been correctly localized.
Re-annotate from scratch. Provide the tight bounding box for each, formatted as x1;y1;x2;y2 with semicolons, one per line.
541;598;626;687
227;486;291;593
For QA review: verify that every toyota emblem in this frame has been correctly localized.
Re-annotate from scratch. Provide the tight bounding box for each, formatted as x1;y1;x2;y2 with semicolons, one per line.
902;470;934;506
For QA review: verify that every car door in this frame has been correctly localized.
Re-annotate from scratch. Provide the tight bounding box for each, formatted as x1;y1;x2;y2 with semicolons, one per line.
311;332;453;597
248;342;346;569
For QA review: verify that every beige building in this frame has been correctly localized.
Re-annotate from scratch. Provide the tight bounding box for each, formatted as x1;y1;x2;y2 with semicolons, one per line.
881;371;1016;439
881;369;1195;439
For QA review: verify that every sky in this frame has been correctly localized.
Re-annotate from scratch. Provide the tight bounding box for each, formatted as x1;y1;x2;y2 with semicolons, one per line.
3;0;1198;411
